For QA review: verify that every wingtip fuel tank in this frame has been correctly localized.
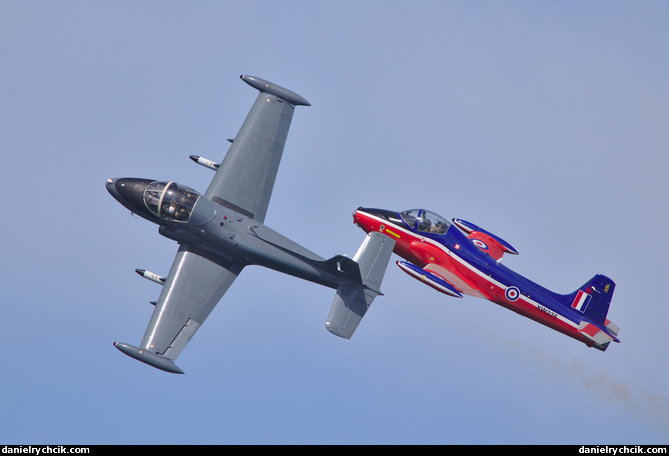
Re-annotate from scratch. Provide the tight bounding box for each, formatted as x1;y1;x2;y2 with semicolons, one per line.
240;75;311;106
113;342;184;374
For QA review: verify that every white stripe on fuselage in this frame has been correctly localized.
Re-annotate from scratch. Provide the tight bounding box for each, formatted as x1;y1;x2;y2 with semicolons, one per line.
363;213;580;331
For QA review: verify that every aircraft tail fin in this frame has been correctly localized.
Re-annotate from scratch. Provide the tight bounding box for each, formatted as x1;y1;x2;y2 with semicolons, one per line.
562;274;615;325
560;274;620;348
325;232;395;339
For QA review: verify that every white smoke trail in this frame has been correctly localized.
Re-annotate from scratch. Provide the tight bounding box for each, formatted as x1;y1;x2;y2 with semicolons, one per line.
566;358;669;434
469;323;669;436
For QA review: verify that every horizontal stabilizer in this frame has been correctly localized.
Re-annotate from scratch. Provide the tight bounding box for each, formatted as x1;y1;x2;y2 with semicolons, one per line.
354;231;396;294
325;232;395;339
326;283;377;339
605;319;620;338
578;321;619;351
113;342;184;374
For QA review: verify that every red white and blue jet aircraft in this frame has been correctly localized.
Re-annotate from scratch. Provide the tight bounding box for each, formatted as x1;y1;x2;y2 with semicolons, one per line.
353;207;620;351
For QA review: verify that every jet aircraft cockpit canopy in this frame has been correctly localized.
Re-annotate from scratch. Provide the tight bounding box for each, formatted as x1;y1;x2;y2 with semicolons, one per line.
143;181;201;223
400;209;451;234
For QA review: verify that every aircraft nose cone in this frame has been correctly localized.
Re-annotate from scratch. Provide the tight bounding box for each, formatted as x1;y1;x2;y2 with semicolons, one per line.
357;207;396;221
114;178;150;204
106;177;154;215
106;178;121;200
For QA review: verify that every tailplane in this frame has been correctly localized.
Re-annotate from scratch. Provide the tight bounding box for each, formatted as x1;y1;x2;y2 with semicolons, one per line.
325;232;396;339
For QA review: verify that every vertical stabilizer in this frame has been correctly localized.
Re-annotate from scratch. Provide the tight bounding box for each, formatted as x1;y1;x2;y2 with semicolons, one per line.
560;274;620;349
562;274;615;326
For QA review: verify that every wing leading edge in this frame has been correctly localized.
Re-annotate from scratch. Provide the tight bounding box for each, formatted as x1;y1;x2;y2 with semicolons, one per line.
141;244;243;359
204;75;310;224
114;244;243;373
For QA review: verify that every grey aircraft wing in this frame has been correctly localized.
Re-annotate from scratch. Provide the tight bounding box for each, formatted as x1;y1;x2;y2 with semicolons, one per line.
115;244;244;374
204;75;310;224
114;76;309;373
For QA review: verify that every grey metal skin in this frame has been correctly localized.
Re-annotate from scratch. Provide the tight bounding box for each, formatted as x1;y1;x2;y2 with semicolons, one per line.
107;76;393;374
106;176;352;291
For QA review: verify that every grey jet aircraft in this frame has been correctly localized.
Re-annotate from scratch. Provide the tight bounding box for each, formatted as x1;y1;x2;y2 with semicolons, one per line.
107;75;395;374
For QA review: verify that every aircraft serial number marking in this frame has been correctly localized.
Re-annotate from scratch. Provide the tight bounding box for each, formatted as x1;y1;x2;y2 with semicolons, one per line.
537;305;558;319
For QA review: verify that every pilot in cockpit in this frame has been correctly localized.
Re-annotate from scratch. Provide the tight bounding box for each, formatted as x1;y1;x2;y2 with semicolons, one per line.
432;221;446;233
418;213;431;232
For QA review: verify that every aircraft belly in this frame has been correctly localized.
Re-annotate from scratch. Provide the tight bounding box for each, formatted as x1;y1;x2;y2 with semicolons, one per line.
185;215;340;289
496;296;592;345
248;223;325;262
235;233;339;289
437;254;594;347
438;249;587;343
478;279;591;346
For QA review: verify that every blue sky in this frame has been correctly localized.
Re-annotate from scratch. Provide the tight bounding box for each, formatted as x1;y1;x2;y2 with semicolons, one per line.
1;1;668;444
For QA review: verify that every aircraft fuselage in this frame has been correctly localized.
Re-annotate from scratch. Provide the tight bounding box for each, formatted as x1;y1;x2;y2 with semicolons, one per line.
106;177;342;290
353;207;619;351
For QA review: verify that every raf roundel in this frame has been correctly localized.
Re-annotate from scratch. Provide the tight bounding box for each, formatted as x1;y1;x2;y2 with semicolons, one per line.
505;286;520;302
472;239;488;250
